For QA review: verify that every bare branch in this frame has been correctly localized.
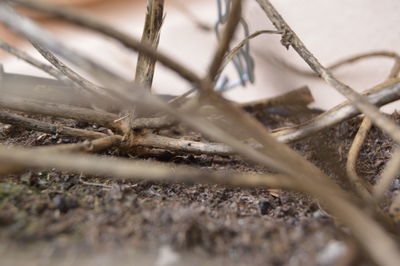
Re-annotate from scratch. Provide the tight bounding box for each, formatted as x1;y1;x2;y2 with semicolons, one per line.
0;39;71;83
10;0;203;87
0;95;119;128
271;64;400;143
0;110;107;139
207;0;241;82
135;0;164;89
30;41;107;96
218;29;282;77
346;117;373;199
0;144;295;190
240;86;313;110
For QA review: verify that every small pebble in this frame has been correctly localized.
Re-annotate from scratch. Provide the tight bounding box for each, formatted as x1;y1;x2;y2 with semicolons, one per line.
392;179;400;190
259;200;272;215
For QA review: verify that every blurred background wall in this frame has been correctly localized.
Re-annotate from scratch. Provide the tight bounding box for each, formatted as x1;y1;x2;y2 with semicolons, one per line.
1;0;400;111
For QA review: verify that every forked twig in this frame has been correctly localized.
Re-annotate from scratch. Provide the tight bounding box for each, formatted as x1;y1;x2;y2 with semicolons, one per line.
0;109;234;155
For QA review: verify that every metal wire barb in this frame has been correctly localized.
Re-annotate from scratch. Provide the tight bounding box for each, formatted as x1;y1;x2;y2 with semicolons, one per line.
214;0;255;92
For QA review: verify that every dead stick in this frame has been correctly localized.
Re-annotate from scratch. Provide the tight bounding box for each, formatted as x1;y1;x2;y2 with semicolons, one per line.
261;50;400;79
346;117;373;199
240;86;313;110
0;96;119;127
30;41;109;97
273;78;400;143
0;136;120;175
207;0;241;83
0;40;71;84
135;0;164;89
0;111;107;139
10;0;203;87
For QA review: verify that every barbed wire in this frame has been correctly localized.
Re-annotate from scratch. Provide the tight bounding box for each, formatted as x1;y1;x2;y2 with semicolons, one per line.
214;0;255;92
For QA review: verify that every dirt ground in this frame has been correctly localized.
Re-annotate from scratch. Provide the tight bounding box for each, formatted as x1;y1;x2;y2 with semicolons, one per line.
0;107;399;266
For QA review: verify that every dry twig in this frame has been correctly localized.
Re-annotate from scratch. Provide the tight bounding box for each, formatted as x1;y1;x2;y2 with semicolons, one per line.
272;78;400;143
10;0;203;87
260;50;400;79
0;40;71;84
0;110;107;139
346;117;373;199
30;41;103;94
135;0;164;89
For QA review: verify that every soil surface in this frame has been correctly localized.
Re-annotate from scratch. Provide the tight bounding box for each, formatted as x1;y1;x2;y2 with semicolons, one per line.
0;107;399;266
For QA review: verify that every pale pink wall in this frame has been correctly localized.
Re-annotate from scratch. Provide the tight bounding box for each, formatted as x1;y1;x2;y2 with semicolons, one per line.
2;0;400;111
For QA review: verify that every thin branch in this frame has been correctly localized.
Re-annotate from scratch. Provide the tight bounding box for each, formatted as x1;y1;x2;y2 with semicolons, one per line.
240;86;313;110
0;144;295;190
135;0;164;89
328;51;400;79
256;0;400;146
0;136;120;175
30;41;105;95
258;50;400;79
207;0;242;82
35;135;121;153
135;133;234;155
0;109;234;156
0;95;119;127
270;67;400;144
0;110;107;139
10;0;203;87
0;39;71;84
218;29;282;77
346;117;373;199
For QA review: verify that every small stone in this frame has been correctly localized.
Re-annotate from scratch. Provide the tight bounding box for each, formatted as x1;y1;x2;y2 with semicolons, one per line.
313;209;328;219
53;195;79;213
392;179;400;190
316;241;347;266
259;200;272;215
